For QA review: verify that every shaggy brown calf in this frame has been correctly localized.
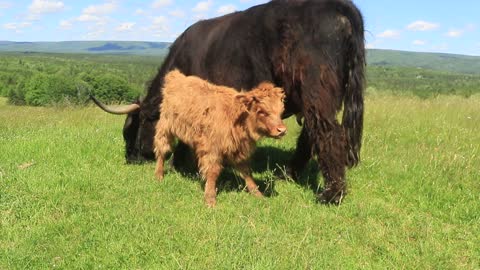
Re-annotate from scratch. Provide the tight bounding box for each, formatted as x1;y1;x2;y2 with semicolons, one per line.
154;70;287;206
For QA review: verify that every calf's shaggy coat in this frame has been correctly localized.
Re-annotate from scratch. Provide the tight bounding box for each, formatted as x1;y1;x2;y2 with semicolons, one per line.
154;70;286;206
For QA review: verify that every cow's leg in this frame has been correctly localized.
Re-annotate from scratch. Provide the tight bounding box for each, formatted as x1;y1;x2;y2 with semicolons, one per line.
172;141;198;173
153;128;174;181
197;153;222;207
288;126;312;180
314;120;348;204
235;163;263;198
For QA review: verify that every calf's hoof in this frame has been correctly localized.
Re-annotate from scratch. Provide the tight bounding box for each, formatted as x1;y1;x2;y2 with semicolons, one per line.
250;190;264;198
316;188;346;205
155;172;164;181
205;195;217;208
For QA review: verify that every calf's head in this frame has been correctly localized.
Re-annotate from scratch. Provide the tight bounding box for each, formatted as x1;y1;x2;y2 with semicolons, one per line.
237;82;287;139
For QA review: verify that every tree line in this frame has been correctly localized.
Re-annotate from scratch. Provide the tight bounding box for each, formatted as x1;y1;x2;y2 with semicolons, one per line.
367;66;480;98
0;53;163;106
1;52;479;107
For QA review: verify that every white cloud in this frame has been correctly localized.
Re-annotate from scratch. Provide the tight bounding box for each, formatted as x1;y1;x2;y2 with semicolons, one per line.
75;2;116;27
59;19;72;29
83;2;117;15
0;1;12;9
28;0;64;14
151;0;172;8
406;20;439;31
95;20;108;27
445;25;475;38
84;29;105;39
193;13;207;21
217;4;236;15
432;43;448;51
377;30;400;38
116;22;135;32
135;8;145;15
466;24;476;31
193;0;213;13
412;40;426;46
77;14;101;22
3;22;17;29
149;16;169;36
169;9;185;18
365;39;385;50
3;22;32;32
146;16;175;39
445;29;463;38
153;16;167;25
239;0;268;3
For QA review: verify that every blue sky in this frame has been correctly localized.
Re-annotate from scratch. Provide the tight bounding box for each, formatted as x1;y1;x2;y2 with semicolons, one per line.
0;0;479;55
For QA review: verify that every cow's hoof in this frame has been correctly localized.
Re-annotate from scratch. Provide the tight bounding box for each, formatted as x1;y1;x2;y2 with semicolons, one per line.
275;166;298;181
316;188;345;205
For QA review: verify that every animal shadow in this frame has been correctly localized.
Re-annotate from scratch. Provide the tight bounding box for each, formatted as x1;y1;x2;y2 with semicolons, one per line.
252;146;321;194
172;164;278;198
169;145;321;198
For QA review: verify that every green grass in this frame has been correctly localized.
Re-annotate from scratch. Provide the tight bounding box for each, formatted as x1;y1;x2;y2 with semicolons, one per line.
1;95;479;269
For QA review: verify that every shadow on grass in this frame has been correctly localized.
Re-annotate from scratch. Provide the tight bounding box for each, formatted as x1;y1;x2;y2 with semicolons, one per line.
164;145;321;198
251;146;320;191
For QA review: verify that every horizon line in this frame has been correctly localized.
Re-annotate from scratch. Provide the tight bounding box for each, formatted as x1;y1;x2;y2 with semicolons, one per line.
0;40;479;57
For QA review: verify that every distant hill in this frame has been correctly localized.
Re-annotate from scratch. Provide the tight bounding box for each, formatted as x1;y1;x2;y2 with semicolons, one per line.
0;41;170;55
367;49;480;75
1;41;480;74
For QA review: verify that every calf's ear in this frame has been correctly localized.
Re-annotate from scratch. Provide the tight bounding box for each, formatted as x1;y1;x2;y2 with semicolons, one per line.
256;81;274;91
236;94;257;111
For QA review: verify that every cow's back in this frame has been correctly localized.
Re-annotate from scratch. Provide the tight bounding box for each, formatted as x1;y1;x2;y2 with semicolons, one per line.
161;4;276;91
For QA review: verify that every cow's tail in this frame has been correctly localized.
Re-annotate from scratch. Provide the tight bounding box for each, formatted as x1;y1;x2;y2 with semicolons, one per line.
339;1;366;168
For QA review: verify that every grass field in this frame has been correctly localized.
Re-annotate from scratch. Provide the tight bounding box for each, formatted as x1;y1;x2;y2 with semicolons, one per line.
1;94;479;269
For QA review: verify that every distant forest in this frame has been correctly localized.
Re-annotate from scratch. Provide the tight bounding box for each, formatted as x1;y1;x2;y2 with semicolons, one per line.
0;53;162;106
0;52;479;106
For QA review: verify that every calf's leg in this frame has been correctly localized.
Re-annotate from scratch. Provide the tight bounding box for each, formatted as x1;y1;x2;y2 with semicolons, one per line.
197;153;222;207
153;127;174;181
236;163;263;198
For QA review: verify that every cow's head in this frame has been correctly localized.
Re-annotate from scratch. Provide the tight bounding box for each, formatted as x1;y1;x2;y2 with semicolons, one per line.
237;82;287;139
90;95;156;163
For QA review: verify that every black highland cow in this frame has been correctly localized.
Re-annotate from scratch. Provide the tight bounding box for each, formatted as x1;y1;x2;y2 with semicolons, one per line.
92;0;366;204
